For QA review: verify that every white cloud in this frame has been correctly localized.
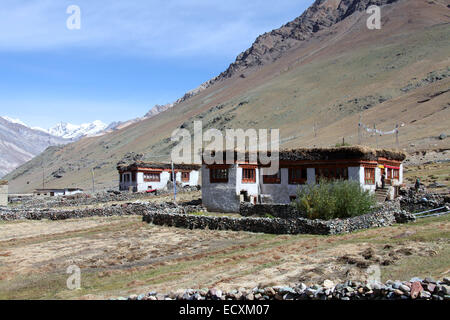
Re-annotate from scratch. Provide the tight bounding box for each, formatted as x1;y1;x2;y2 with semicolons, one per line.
0;0;312;58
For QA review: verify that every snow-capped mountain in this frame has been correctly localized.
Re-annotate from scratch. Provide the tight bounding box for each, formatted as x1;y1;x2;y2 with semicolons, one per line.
47;120;107;140
0;117;109;177
0;116;70;177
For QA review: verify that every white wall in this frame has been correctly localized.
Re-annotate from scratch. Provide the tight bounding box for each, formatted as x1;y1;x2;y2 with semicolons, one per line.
259;168;315;204
375;167;382;188
136;171;171;192
236;167;260;199
121;169;199;192
0;185;8;206
203;162;402;210
64;190;83;196
181;170;200;187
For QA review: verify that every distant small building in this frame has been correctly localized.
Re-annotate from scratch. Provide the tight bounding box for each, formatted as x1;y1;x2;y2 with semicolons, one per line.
0;180;8;206
33;188;83;198
117;161;200;192
201;147;406;213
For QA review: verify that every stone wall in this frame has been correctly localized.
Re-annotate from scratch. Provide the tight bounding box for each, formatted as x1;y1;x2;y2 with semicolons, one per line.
0;202;204;221
9;187;200;209
118;277;450;301
239;202;300;218
143;210;401;235
1;200;413;236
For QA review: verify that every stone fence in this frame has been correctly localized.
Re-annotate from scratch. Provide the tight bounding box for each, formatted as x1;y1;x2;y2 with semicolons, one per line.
8;186;201;209
1;200;416;235
239;202;300;218
143;210;410;235
0;202;204;221
117;277;450;300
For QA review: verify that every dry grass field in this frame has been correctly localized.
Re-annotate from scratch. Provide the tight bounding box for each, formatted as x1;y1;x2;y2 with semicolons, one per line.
0;213;448;300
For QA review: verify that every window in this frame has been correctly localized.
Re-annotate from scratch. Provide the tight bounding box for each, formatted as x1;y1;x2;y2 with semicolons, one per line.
242;168;256;183
392;168;399;180
263;170;281;184
181;171;190;182
386;167;399;182
132;172;137;182
123;174;130;182
316;167;348;181
289;168;307;184
210;168;229;183
364;167;375;185
144;172;160;182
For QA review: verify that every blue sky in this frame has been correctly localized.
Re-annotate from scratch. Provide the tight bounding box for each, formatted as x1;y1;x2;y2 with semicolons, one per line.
0;0;313;128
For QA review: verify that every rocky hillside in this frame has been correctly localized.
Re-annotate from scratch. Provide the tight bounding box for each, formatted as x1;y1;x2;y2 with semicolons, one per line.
5;0;450;193
0;117;69;178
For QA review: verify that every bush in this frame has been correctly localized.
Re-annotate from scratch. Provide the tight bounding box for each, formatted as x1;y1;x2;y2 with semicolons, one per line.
293;179;376;220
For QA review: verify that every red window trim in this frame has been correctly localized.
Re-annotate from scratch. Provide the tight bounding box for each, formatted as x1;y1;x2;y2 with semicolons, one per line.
289;167;307;185
364;167;375;185
144;172;161;182
181;171;190;182
263;170;281;184
315;166;348;181
210;167;229;183
242;168;256;184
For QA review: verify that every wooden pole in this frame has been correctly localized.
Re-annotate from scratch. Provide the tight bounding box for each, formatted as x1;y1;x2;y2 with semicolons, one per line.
358;114;362;145
374;124;378;148
171;161;176;203
395;123;399;149
91;168;95;194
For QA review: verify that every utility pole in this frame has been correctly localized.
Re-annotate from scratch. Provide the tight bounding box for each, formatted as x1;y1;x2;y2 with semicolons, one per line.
171;160;176;203
374;123;378;148
358;114;362;145
395;123;399;149
91;168;95;194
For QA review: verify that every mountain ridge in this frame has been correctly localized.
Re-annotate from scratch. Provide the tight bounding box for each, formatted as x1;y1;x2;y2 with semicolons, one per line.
0;117;70;178
4;0;450;192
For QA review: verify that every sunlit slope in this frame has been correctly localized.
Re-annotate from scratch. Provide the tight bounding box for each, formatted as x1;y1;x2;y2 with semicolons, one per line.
5;0;450;193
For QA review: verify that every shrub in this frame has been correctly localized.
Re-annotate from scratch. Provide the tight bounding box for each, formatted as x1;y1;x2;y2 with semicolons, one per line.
293;179;376;220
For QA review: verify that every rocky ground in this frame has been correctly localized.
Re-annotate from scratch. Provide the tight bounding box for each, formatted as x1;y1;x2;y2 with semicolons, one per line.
118;277;450;300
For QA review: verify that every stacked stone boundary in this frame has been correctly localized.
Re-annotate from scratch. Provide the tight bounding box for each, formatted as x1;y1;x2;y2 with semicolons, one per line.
143;210;406;235
1;201;417;235
116;277;450;300
0;203;202;221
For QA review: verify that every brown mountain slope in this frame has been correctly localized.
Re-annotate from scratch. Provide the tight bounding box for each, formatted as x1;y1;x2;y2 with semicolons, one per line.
5;0;450;193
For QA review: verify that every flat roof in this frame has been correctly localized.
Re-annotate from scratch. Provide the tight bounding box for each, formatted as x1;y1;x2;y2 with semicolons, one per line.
202;146;407;163
34;188;83;192
117;161;201;172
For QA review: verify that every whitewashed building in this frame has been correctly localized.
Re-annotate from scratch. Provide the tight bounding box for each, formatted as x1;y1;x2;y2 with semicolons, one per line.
202;147;406;213
117;161;200;192
33;188;84;197
0;180;8;206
